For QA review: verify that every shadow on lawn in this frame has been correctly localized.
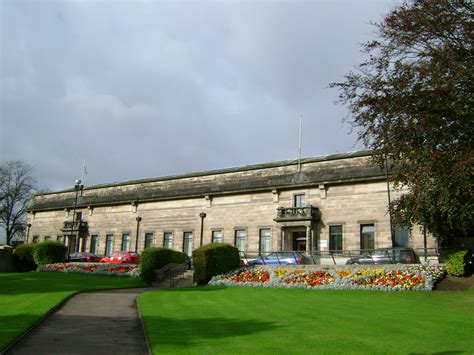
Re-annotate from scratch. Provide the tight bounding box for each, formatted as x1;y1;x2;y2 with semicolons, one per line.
144;315;280;348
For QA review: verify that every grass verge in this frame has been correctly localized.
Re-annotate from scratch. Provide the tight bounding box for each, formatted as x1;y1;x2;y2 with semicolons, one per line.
139;286;474;354
0;272;145;351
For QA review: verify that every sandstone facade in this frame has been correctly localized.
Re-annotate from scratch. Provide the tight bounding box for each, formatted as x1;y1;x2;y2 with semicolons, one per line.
26;151;437;257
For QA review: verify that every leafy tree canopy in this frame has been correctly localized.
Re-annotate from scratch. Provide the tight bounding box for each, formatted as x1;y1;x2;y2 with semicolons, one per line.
332;0;473;241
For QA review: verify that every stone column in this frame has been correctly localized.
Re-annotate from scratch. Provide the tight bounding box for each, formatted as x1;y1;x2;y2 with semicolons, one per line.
306;225;311;253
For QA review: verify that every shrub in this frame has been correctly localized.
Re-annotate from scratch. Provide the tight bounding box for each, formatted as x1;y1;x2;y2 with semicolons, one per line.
193;243;240;285
13;244;37;271
446;250;470;276
140;247;187;284
33;241;67;266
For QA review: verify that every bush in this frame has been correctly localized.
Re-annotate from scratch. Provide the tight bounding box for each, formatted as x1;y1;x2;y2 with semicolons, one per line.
445;250;470;276
13;244;37;272
33;241;67;266
193;243;240;285
140;247;187;284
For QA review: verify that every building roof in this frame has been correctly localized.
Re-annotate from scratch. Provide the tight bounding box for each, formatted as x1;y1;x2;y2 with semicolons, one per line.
28;150;386;212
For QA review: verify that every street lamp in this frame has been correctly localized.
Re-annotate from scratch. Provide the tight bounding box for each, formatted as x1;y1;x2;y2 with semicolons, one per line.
384;153;395;247
135;216;142;252
69;179;84;257
199;212;206;246
26;223;32;244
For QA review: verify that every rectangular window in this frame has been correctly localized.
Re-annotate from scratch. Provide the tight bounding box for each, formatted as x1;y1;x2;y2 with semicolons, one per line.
394;226;409;248
32;236;39;243
144;233;154;249
57;235;64;244
44;236;51;241
212;230;223;243
163;232;173;249
105;234;114;256
259;229;272;256
90;235;99;254
183;232;193;257
293;194;305;208
122;233;131;251
360;224;375;250
234;230;246;253
329;225;343;252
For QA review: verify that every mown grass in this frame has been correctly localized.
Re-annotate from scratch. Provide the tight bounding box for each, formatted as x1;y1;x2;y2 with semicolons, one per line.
0;272;145;351
139;286;474;354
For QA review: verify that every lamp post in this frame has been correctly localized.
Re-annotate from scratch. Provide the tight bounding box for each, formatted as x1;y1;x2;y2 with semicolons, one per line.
26;223;32;244
199;212;206;246
69;179;83;257
135;216;142;252
384;153;395;247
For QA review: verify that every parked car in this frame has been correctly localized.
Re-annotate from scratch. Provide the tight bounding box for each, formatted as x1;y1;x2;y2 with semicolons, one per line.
247;252;311;265
69;252;100;262
100;251;140;264
346;248;418;265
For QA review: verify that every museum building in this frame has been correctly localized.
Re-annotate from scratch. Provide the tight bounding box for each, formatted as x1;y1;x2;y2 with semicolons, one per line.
25;150;436;258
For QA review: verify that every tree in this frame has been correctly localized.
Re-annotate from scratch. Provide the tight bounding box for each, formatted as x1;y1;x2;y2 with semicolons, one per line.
0;161;37;245
332;0;473;242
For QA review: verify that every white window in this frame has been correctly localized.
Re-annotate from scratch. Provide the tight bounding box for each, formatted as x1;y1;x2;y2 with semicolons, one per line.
122;233;131;251
183;232;193;257
234;230;246;252
293;194;305;207
259;229;272;255
105;234;114;255
212;230;223;243
144;233;154;249
163;232;173;249
90;235;99;254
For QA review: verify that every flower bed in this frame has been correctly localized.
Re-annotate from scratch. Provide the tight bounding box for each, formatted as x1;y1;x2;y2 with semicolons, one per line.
209;265;446;291
37;262;140;277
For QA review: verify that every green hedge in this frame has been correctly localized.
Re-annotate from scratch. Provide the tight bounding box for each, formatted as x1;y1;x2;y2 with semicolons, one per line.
33;241;67;266
193;243;240;285
13;244;37;272
445;250;470;276
140;247;187;284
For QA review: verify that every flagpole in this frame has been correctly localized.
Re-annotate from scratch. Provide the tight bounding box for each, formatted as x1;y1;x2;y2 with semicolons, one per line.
298;114;302;172
81;158;86;183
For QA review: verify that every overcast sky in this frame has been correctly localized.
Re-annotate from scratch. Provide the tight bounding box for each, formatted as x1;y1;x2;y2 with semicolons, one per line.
1;0;400;192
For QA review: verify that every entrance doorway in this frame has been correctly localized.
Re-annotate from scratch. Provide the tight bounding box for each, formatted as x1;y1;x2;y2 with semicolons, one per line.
283;228;307;251
292;231;306;251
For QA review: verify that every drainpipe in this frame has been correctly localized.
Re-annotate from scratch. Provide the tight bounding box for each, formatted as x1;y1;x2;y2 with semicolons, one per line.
26;223;32;244
199;212;206;246
384;154;395;247
135;216;142;252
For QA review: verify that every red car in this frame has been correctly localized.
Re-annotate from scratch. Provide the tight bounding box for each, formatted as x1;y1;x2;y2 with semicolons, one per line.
100;251;140;264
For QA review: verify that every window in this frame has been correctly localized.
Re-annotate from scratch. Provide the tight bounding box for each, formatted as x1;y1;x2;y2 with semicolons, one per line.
122;233;131;251
32;235;39;243
44;236;51;241
293;194;305;208
360;224;375;250
329;225;343;252
212;230;223;243
144;233;154;249
394;226;409;248
90;235;99;254
163;232;173;249
105;234;114;256
234;230;246;253
57;235;64;244
76;212;82;221
183;232;193;257
259;229;272;256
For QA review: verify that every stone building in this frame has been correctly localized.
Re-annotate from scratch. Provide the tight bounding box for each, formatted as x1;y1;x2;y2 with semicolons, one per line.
26;150;436;258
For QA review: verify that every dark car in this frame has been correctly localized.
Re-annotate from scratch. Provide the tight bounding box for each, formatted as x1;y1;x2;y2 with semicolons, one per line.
69;252;100;262
346;248;418;265
247;252;310;265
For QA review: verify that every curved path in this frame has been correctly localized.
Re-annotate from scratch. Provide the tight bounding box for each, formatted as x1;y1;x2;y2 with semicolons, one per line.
6;287;152;355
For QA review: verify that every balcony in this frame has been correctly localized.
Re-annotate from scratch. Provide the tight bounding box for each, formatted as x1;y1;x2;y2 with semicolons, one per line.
274;206;320;222
61;220;88;233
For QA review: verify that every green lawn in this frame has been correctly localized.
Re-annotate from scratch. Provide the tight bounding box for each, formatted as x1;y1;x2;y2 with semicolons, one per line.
139;286;474;354
0;272;145;351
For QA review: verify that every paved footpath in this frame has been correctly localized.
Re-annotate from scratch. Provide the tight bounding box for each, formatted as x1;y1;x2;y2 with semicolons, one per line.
6;288;152;355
